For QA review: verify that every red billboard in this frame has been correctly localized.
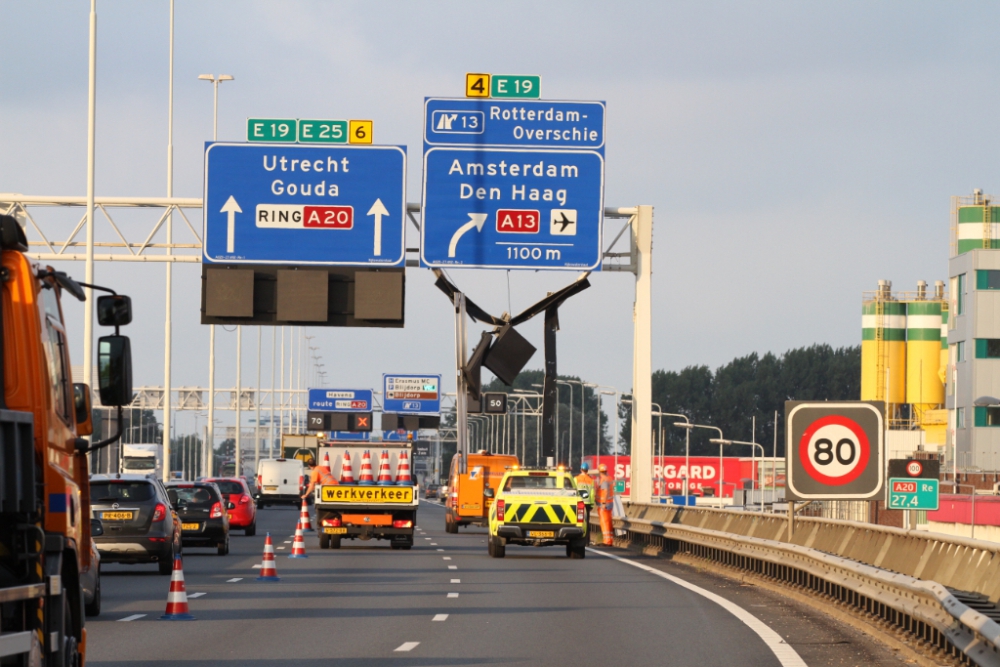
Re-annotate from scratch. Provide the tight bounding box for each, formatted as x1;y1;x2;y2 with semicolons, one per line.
581;455;775;498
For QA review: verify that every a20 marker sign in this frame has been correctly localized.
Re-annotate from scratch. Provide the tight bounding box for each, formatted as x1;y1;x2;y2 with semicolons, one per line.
785;401;885;500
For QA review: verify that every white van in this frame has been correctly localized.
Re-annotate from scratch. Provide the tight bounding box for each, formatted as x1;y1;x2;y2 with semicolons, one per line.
255;458;305;508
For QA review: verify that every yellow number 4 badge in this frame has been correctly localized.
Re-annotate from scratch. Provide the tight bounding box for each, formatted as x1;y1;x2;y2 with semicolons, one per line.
466;73;490;98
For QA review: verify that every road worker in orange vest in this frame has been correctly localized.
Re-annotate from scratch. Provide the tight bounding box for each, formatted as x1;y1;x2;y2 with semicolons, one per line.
595;463;615;546
301;457;338;501
575;462;595;525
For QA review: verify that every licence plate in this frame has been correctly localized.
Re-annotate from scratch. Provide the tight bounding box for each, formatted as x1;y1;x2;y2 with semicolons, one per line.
528;530;555;538
324;527;347;535
264;485;278;491
181;523;200;531
227;514;232;520
101;511;133;521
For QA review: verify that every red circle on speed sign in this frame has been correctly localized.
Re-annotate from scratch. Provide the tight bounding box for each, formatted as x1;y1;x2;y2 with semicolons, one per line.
906;461;923;477
799;415;870;486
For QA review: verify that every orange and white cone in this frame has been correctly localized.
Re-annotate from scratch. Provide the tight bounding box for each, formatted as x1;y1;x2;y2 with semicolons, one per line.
318;452;333;477
159;555;195;620
395;450;412;485
358;450;375;485
376;450;394;486
340;450;355;484
289;524;308;558
299;498;314;532
256;533;281;581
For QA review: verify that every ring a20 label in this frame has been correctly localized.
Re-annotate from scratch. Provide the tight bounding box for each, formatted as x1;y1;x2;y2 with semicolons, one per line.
321;486;413;503
798;415;870;486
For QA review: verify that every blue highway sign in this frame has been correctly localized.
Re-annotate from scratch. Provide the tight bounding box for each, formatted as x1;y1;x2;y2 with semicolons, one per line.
383;374;441;414
203;143;406;266
424;98;605;151
420;148;604;270
308;388;373;412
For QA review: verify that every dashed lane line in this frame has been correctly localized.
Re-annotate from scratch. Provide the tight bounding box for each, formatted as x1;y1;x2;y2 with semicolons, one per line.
432;614;449;622
589;549;807;667
395;642;420;652
447;593;459;598
118;614;146;622
450;579;460;583
436;549;445;552
448;566;457;570
226;578;243;583
187;592;207;598
442;557;452;560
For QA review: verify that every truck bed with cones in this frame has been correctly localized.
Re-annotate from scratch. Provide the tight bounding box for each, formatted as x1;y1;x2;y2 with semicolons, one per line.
313;444;418;550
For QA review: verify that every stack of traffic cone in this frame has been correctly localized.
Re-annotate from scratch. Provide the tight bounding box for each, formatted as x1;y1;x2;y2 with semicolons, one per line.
376;450;394;486
318;452;333;477
289;524;308;558
358;450;375;485
395;450;412;485
299;499;314;532
340;450;355;484
256;533;281;581
159;556;195;620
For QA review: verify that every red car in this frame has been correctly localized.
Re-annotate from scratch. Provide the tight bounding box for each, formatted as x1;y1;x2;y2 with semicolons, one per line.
204;477;257;535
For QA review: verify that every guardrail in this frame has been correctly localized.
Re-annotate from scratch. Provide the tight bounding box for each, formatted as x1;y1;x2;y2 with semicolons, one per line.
593;503;1000;666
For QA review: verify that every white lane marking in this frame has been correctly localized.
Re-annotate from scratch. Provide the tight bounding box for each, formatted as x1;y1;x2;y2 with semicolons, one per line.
283;541;292;544
432;614;449;621
448;565;457;570
395;642;420;652
447;592;459;598
436;549;445;552
277;547;286;550
442;557;452;560
424;537;432;540
589;549;807;667
187;592;207;598
252;564;262;569
227;578;243;583
118;614;146;622
451;578;461;583
431;543;438;545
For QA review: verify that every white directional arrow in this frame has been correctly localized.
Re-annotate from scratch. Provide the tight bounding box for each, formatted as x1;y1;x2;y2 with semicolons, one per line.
220;196;242;253
366;198;389;256
448;213;488;258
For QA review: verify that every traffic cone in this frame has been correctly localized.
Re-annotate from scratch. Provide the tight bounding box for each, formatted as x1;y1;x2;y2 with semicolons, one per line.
376;450;394;486
289;524;308;558
159;555;195;620
395;450;412;485
318;452;332;477
299;498;314;532
256;533;281;581
340;449;355;484
358;450;375;485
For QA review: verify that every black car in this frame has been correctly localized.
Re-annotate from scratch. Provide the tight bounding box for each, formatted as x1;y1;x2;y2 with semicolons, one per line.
90;474;182;575
166;482;232;555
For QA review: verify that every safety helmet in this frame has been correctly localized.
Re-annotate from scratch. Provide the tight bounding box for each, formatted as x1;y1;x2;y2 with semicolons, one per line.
598;464;608;473
580;462;590;471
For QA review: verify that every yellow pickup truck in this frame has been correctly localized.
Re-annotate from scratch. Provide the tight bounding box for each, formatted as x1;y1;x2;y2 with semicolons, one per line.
486;468;589;559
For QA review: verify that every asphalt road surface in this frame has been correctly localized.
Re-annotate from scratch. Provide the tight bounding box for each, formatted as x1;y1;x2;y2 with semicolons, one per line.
85;500;899;667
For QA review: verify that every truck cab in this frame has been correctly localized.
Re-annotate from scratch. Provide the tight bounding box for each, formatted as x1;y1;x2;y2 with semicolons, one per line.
445;450;518;533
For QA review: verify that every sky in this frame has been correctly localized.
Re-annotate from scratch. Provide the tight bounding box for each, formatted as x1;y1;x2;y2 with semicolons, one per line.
4;1;1000;438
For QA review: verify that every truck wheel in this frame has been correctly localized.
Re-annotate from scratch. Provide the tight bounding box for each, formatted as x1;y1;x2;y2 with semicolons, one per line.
568;539;587;559
63;596;81;667
445;514;458;534
319;533;330;549
329;536;342;549
489;536;505;559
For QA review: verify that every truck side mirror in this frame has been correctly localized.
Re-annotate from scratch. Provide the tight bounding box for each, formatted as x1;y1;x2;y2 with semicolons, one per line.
483;487;494;499
97;335;133;406
73;384;93;436
579;490;590;500
97;294;132;327
90;519;104;537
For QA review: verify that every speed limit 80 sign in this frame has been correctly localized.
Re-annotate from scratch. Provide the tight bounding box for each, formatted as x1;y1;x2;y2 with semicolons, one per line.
785;401;885;500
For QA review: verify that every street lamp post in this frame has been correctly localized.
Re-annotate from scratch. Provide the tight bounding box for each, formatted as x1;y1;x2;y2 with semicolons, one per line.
198;73;234;482
710;438;765;513
945;481;978;539
674;423;724;499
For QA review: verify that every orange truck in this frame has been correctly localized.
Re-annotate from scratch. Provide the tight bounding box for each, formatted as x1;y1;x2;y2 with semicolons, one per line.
445;450;518;533
0;215;134;666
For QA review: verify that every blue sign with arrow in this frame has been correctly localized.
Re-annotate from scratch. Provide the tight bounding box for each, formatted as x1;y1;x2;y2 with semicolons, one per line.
383;374;441;414
203;143;406;266
308;388;373;412
420;147;604;270
424;98;605;152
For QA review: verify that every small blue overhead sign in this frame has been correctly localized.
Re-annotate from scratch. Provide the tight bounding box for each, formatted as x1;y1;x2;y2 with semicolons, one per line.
382;374;441;414
203;143;406;266
308;388;373;412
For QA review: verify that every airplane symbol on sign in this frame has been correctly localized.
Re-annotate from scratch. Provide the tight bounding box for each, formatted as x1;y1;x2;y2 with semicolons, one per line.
554;212;574;232
550;209;577;236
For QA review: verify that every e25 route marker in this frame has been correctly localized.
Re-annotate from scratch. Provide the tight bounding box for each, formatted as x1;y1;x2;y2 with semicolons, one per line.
785;401;885;501
203;143;405;266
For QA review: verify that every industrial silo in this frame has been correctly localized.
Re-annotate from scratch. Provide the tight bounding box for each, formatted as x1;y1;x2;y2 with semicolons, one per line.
954;189;1000;255
905;284;943;419
861;281;906;409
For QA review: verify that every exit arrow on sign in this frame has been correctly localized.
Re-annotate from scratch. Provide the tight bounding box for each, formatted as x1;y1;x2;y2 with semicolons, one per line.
220;195;242;253
448;213;488;258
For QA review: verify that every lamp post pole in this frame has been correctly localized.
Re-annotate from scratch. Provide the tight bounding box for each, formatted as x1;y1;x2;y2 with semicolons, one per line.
675;423;724;498
711;438;766;513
